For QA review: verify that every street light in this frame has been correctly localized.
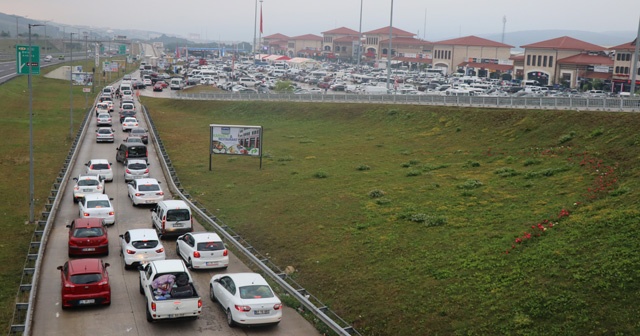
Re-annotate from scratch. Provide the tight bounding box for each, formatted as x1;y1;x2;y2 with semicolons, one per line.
357;0;363;71
386;0;394;91
28;23;44;224
69;32;75;138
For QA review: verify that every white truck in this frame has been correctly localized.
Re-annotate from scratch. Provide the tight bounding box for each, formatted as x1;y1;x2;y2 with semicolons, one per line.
138;259;202;322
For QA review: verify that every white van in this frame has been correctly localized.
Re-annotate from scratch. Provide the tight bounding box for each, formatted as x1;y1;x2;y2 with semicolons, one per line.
237;77;258;87
272;69;286;77
151;200;193;238
170;78;184;90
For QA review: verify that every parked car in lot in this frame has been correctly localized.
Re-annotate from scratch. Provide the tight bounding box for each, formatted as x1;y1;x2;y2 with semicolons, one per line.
176;232;229;270
95;127;115;143
129;128;149;144
209;273;282;327
57;258;111;309
72;175;105;203
119;229;165;269
78;194;115;225
85;159;113;182
122;117;139;132
66;218;109;257
127;178;164;206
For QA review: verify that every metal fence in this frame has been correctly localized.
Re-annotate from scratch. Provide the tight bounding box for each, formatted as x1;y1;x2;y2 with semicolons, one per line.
176;92;640;112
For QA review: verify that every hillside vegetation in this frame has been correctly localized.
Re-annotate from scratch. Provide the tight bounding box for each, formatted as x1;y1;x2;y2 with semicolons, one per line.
142;98;640;335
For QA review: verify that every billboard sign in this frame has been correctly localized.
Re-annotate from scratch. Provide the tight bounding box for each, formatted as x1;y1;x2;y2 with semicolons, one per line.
209;124;262;156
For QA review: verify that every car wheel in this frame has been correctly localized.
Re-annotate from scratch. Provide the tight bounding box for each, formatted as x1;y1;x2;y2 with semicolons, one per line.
209;284;217;302
226;308;235;327
139;278;144;295
72;196;77;203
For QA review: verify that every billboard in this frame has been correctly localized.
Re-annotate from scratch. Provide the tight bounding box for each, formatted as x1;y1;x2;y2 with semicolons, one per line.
209;124;262;156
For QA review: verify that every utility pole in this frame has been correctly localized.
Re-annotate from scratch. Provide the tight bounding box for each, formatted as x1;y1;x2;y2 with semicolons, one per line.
386;0;394;90
253;0;258;62
630;17;640;96
357;0;363;70
28;23;44;224
69;32;75;138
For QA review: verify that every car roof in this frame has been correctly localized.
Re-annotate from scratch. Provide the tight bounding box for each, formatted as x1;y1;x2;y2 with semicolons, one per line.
160;200;188;208
97;127;113;131
68;258;103;275
97;113;110;117
83;194;111;201
150;259;186;274
121;142;146;148
72;218;104;228
130;128;146;132
189;232;223;243
127;228;160;240
225;273;269;287
135;178;159;185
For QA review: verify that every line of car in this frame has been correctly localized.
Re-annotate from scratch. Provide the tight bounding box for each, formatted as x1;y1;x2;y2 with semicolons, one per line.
58;80;283;328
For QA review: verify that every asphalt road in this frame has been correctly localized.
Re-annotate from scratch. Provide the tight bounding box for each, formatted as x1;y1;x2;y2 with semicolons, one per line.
29;74;321;336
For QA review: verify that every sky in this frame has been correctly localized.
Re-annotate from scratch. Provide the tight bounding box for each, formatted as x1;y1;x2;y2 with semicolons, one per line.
2;0;640;42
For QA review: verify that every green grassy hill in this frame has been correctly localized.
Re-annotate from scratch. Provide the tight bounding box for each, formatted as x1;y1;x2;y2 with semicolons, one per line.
141;98;640;335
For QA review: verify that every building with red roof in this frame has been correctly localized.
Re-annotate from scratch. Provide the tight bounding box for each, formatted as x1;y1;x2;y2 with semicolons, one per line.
608;40;640;92
262;33;290;55
431;36;514;78
287;34;323;58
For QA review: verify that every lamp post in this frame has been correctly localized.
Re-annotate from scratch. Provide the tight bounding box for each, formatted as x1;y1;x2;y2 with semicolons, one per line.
357;0;363;71
28;23;44;224
253;0;258;63
69;32;75;138
386;0;394;90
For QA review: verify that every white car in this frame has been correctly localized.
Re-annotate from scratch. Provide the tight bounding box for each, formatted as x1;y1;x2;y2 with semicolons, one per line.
127;178;164;206
119;229;165;269
209;273;282;327
143;78;152;86
71;175;105;203
123;159;150;181
96;113;112;126
176;232;229;270
95;102;110;116
85;159;113;182
122;117;139;132
78;194;115;225
95;127;115;143
44;55;53;62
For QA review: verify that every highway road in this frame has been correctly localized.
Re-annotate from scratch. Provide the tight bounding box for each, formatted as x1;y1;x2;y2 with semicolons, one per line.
29;73;321;336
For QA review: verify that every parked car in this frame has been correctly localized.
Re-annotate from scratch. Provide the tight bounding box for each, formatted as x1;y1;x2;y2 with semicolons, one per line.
78;194;115;225
119;229;165;269
123;159;150;181
66;218;109;257
95;127;115;143
127;178;164;206
85;159;113;182
209;273;282;327
129;128;149;144
57;258;111;308
71;175;105;203
176;232;229;270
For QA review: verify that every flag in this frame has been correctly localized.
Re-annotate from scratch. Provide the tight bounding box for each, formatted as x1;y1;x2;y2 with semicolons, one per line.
260;6;263;34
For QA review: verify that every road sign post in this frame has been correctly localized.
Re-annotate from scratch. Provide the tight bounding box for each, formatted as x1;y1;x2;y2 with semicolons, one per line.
16;45;40;75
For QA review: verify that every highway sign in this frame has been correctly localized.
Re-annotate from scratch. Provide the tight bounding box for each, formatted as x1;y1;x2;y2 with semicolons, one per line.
16;45;40;75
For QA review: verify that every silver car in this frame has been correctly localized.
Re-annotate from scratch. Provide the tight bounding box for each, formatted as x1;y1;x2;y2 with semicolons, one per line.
123;159;149;181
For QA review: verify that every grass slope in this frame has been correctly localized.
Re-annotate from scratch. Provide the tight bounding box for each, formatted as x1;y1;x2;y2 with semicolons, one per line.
142;98;640;336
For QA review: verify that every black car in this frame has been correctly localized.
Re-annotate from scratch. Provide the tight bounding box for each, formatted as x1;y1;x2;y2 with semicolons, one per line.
129;128;149;144
115;143;147;164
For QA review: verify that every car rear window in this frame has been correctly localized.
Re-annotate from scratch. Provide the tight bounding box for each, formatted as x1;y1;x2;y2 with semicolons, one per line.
139;184;160;192
91;163;109;170
128;146;147;156
239;285;275;299
197;241;224;251
70;273;103;284
78;179;99;186
132;240;159;249
128;163;147;170
87;200;111;208
73;227;104;238
97;129;112;134
166;209;190;222
131;129;145;135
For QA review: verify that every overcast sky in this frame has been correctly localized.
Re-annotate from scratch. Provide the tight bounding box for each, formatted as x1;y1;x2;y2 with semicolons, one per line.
3;0;640;42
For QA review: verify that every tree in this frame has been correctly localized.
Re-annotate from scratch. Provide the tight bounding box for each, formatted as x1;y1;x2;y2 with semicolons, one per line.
0;31;10;38
274;81;294;93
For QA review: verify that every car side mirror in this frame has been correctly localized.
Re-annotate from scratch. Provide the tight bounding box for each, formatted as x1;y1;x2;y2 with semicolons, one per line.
104;263;110;268
150;208;155;212
72;177;78;181
57;266;63;271
118;234;124;238
65;224;71;228
109;197;114;201
213;278;220;283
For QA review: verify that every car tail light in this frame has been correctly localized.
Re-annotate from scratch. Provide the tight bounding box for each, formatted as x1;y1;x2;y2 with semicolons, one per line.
193;251;200;258
126;169;131;174
235;305;251;312
64;283;75;289
198;299;202;309
144;168;149;174
161;216;166;231
273;303;282;310
135;193;142;197
74;186;79;191
125;152;129;158
97;185;103;190
156;192;164;196
151;302;156;312
83;213;90;217
156;247;164;253
109;211;114;216
223;249;228;257
126;249;136;254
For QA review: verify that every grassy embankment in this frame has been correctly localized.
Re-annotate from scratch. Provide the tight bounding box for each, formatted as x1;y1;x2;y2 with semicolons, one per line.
142;97;640;335
0;57;136;332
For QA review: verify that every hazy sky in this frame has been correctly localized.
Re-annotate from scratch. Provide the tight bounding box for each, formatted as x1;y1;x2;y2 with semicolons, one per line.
3;0;640;42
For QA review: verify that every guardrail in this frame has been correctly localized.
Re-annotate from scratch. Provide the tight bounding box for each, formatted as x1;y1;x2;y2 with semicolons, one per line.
141;104;361;336
175;92;640;112
9;106;93;335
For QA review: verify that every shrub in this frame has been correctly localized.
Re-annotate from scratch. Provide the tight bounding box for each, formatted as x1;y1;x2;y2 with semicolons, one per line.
313;171;328;178
590;127;604;138
523;158;541;166
356;164;371;171
368;189;385;198
458;179;483;189
558;131;576;144
406;170;422;177
494;167;519;177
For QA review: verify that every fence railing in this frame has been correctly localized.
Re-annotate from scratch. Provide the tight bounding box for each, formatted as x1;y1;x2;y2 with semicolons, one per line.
176;92;640;112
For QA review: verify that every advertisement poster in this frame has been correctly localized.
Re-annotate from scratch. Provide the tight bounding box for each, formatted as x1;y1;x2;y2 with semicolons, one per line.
210;124;261;156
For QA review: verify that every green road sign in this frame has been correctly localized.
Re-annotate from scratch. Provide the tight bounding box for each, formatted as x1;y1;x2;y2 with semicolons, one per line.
119;45;126;55
16;45;40;75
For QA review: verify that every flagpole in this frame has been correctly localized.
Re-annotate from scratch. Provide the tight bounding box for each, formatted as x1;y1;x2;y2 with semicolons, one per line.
630;16;640;96
253;0;258;63
259;0;264;57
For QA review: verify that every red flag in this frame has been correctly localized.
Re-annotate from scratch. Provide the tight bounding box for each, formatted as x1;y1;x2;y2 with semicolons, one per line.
260;7;263;34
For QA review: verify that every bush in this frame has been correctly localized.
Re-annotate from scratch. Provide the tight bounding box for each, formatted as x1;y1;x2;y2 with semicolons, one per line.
313;171;328;178
458;179;483;189
494;167;519;177
368;189;385;198
356;164;371;171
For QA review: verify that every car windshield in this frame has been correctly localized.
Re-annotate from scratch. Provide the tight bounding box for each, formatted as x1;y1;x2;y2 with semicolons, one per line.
91;163;109;170
239;285;275;299
97;129;112;134
73;227;104;238
128;163;147;170
197;241;224;251
78;179;99;186
166;209;190;222
87;200;111;208
131;240;159;249
70;273;102;285
138;184;160;191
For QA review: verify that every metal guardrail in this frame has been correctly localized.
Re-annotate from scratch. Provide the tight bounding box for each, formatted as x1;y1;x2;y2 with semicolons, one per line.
141;104;361;336
175;92;640;112
9;106;93;335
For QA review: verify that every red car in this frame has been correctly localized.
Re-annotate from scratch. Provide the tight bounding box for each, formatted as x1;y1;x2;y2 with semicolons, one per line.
66;218;109;257
153;82;164;92
57;258;111;308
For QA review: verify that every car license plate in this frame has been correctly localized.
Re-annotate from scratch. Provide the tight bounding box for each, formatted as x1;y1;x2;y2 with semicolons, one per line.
82;189;93;192
79;299;95;305
168;313;185;318
174;223;183;227
205;262;219;266
82;248;95;251
254;310;269;315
